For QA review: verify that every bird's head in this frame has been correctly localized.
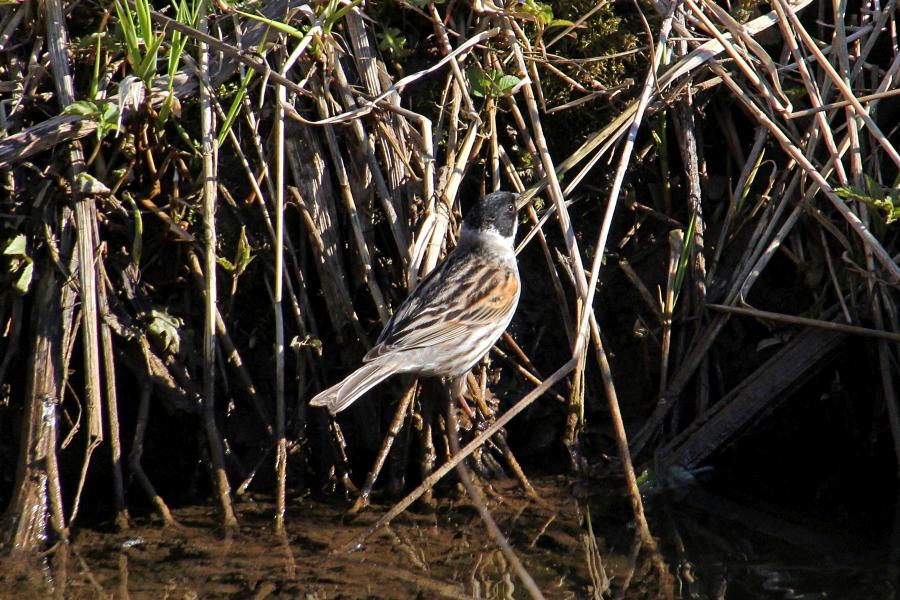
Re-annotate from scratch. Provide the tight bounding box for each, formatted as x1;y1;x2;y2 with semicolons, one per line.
460;191;519;242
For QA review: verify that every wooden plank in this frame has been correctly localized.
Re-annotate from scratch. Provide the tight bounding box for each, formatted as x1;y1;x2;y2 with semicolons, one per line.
659;327;847;471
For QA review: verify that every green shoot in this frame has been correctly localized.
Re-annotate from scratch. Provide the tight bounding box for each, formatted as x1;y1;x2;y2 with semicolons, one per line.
836;177;900;224
124;192;144;267
114;0;164;89
467;66;522;98
2;234;34;295
160;0;202;123
64;100;120;141
673;211;696;306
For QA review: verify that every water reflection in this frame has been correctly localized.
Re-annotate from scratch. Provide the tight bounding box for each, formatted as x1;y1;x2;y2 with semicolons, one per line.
2;478;896;598
649;487;898;600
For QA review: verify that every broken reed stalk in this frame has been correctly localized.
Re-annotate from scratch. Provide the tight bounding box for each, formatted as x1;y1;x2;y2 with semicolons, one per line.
710;58;900;282
487;4;664;552
2;266;68;551
314;94;390;326
707;305;900;344
199;3;237;531
44;0;104;529
775;0;900;168
97;261;130;530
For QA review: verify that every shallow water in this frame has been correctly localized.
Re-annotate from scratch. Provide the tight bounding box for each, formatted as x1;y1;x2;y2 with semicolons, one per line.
2;478;611;599
1;476;896;598
653;486;899;600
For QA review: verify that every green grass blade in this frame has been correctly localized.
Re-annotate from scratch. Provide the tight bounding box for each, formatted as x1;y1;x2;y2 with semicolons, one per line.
217;68;256;146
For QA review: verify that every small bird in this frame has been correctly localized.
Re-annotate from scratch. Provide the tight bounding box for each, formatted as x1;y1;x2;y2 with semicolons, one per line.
310;191;521;415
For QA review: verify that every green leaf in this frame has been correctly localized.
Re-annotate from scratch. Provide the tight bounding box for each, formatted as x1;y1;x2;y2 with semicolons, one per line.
327;0;363;31
100;101;120;123
234;226;254;275
865;174;881;199
217;69;256;145
137;33;164;85
467;66;488;98
3;234;27;256
125;193;143;266
134;0;154;43
64;100;101;116
147;308;183;354
537;5;554;24
522;0;554;25
888;209;900;224
217;257;236;271
673;212;696;304
234;9;310;39
378;26;409;57
636;469;651;486
835;183;900;225
14;261;33;294
834;186;860;201
115;0;141;72
64;100;120;139
497;74;521;94
74;172;111;196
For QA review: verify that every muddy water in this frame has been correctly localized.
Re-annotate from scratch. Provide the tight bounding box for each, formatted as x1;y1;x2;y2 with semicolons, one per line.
2;478;630;599
1;476;897;598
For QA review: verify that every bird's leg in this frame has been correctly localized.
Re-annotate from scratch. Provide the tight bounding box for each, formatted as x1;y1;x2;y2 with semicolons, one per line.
465;373;541;502
418;384;437;507
449;374;476;421
328;419;359;497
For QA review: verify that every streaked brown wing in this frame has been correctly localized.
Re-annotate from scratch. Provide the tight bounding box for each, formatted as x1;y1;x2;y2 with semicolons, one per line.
364;253;518;361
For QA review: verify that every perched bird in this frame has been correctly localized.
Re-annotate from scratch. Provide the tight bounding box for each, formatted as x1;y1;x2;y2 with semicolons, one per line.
310;191;521;415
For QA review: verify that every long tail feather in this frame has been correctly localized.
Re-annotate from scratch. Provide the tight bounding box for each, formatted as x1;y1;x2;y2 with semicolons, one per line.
308;358;398;415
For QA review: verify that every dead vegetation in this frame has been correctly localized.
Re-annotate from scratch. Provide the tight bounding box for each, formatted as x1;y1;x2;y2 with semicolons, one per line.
1;0;898;596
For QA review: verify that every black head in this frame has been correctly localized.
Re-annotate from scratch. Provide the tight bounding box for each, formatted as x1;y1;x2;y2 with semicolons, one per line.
462;191;519;238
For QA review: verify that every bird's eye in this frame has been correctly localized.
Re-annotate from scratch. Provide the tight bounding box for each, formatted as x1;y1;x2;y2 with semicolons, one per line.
507;204;514;213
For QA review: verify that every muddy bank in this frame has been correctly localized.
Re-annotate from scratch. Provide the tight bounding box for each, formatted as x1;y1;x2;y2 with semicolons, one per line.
1;478;625;599
2;473;897;599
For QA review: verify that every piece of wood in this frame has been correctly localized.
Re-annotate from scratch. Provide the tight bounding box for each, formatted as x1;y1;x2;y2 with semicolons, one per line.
2;263;67;551
658;327;847;471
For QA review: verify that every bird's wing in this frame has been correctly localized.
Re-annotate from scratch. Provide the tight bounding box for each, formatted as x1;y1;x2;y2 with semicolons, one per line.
363;252;519;361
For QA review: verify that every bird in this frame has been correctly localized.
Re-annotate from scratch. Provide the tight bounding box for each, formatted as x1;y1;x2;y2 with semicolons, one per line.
309;191;521;415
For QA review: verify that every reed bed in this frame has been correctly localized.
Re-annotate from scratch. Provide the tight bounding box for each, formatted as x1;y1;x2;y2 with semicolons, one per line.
0;0;898;595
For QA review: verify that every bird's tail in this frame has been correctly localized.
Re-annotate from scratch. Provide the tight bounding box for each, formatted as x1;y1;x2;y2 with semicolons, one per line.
308;357;399;415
